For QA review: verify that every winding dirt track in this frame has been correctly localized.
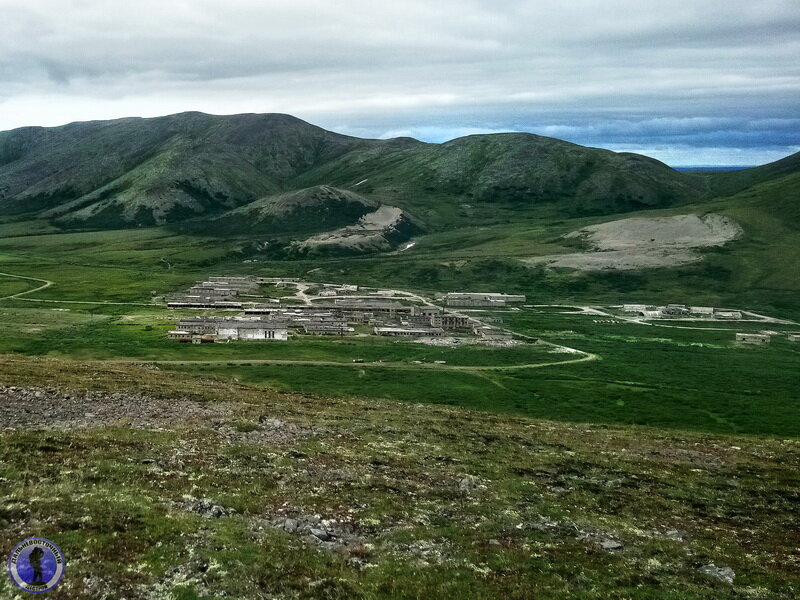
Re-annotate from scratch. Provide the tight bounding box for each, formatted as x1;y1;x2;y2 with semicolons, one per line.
118;351;599;372
0;271;54;300
0;271;156;305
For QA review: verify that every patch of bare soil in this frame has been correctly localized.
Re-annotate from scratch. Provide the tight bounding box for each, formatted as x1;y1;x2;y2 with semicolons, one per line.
294;205;409;253
0;385;318;444
524;213;742;271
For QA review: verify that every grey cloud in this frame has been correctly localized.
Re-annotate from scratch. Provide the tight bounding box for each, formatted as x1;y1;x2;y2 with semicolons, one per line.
0;0;797;165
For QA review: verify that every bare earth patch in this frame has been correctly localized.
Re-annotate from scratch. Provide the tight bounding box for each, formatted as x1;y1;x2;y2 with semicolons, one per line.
0;385;318;444
294;205;411;253
524;213;742;271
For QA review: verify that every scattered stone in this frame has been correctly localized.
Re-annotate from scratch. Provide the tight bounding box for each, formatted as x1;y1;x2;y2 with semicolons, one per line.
488;539;501;546
599;539;623;551
665;529;688;542
0;385;320;445
279;518;300;533
458;475;480;492
185;498;233;519
310;527;333;542
268;512;366;554
699;563;735;584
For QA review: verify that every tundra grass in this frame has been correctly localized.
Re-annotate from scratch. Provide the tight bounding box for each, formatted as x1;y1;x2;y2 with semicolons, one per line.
0;357;797;599
0;302;796;436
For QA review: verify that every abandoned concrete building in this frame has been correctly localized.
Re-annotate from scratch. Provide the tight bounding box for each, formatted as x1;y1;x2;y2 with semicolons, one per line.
169;317;288;342
717;311;743;320
302;322;355;335
167;276;259;309
622;304;648;313
256;277;300;284
735;333;770;345
662;304;690;317
167;298;244;309
623;304;743;321
375;326;445;337
167;277;510;344
442;292;526;307
405;307;471;330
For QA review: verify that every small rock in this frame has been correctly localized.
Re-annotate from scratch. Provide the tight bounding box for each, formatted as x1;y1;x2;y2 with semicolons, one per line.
346;557;368;568
281;518;300;533
665;529;688;542
600;540;623;551
488;539;501;546
310;528;333;541
699;563;735;584
187;498;231;519
458;476;479;492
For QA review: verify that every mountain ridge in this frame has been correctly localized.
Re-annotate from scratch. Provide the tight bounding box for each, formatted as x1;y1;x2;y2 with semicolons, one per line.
0;112;797;262
0;111;706;227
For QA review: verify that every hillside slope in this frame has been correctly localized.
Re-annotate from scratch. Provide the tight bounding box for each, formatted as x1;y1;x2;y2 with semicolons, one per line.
699;150;800;199
296;133;704;219
0;356;797;599
0;112;371;226
0;112;703;230
209;185;422;255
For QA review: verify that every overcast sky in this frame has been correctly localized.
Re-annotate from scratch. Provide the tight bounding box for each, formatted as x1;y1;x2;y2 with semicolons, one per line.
1;1;798;165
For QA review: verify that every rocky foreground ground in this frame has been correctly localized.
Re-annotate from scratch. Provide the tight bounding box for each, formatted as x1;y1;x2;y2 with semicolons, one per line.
0;357;797;599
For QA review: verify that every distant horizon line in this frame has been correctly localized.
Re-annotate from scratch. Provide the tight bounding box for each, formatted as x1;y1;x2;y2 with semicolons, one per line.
672;165;754;171
0;110;783;171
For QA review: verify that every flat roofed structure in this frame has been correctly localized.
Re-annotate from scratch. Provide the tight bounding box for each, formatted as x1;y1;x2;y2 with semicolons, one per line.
167;300;243;309
257;277;300;283
302;323;354;335
174;317;287;341
374;326;444;337
622;304;648;313
735;333;770;344
442;292;526;307
717;311;743;320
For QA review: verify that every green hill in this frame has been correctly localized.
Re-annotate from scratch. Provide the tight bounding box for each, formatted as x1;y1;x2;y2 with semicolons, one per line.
0;356;797;599
0;112;370;226
0;112;704;232
295;132;704;220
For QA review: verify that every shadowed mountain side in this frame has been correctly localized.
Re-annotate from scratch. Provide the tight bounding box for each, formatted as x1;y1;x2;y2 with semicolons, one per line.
0;112;709;230
0;112;379;225
294;133;705;218
210;185;383;235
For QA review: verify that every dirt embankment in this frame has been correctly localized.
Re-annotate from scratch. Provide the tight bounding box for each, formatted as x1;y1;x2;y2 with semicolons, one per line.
525;213;742;271
293;204;418;254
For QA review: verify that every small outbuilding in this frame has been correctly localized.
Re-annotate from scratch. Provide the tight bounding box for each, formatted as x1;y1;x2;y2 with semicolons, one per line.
735;333;770;345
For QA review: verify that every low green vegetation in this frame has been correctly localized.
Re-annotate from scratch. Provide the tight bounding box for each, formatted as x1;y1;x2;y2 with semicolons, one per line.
0;296;795;437
0;358;796;599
